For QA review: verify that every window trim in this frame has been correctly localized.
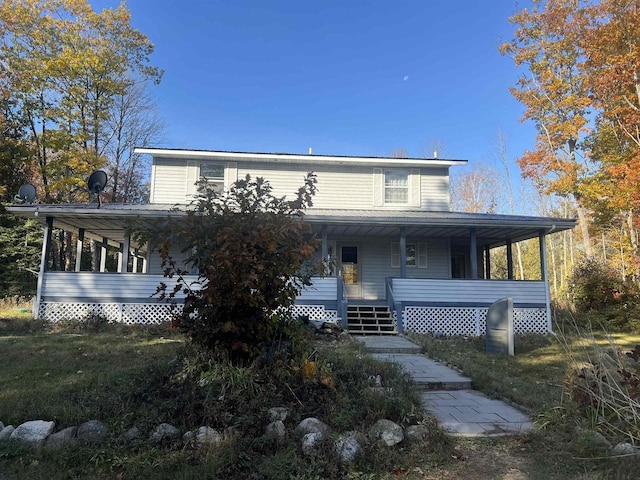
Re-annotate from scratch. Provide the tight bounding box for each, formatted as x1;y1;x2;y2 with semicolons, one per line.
391;242;428;268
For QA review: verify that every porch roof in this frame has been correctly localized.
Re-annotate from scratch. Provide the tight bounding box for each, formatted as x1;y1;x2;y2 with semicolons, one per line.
6;203;576;249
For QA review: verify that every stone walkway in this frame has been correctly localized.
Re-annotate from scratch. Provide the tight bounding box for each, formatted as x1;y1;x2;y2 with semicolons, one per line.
356;336;534;437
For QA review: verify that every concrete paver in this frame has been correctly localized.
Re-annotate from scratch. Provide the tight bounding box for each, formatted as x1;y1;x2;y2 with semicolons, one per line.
356;335;534;437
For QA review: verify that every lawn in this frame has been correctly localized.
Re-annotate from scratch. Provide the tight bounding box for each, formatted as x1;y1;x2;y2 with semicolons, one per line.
1;308;639;479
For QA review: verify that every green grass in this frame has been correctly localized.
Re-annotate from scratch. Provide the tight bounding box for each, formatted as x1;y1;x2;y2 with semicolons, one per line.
0;320;454;479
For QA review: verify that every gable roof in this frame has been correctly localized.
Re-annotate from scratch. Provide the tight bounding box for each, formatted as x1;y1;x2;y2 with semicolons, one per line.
135;148;468;168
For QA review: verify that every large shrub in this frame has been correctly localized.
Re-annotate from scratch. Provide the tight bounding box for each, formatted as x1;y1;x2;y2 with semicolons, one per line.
150;173;320;364
571;257;626;311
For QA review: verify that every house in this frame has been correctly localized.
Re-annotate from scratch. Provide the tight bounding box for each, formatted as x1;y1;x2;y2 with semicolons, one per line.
7;148;576;335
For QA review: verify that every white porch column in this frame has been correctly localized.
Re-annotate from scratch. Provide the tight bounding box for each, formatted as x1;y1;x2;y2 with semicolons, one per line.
74;228;85;272
100;237;107;272
470;227;478;279
539;229;552;332
132;254;139;273
399;227;407;278
485;245;491;279
506;239;514;280
119;236;130;273
321;225;328;260
34;216;53;320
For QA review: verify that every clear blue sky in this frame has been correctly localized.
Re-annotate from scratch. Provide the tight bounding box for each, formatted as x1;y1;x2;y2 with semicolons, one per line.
93;0;534;167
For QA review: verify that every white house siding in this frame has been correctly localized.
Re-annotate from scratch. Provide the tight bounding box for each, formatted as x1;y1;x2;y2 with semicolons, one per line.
150;158;189;204
152;157;452;211
340;237;451;300
420;168;450;211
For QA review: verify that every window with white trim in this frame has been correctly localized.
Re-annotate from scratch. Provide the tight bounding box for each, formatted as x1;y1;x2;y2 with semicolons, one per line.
199;163;224;193
384;169;409;204
391;242;428;268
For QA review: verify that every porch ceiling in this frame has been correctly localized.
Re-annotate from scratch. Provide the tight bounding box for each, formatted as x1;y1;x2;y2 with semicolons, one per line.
7;204;576;249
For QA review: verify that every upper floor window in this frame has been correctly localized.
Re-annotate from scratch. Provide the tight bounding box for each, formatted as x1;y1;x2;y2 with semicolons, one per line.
384;169;409;204
200;163;224;193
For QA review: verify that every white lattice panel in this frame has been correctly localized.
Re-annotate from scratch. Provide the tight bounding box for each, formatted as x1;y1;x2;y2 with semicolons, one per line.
402;306;549;335
513;308;548;334
292;305;338;320
39;302;179;324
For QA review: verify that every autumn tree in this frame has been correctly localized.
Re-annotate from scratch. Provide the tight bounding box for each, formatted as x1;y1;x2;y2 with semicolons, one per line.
501;0;594;256
0;0;163;203
150;174;320;364
450;165;500;213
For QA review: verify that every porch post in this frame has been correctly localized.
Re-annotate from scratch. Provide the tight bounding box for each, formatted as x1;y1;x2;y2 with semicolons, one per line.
470;227;478;279
75;228;84;272
34;216;54;320
100;237;107;272
321;225;328;260
485;245;491;279
399;227;407;278
117;251;123;273
132;251;139;273
539;229;552;332
120;236;130;273
506;239;514;280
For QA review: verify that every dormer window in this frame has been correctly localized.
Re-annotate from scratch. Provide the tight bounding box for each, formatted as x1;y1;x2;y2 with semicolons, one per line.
384;169;409;204
200;163;225;193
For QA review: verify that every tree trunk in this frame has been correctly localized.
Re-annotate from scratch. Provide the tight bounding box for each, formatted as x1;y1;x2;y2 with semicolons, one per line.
575;205;593;257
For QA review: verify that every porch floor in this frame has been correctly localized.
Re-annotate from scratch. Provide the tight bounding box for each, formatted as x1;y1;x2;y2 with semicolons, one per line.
355;336;534;437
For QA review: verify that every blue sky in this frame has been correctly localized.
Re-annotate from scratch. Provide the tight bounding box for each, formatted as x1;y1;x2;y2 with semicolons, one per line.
93;0;534;169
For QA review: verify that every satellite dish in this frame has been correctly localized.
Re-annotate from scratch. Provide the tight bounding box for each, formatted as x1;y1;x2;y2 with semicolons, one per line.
15;184;37;203
87;170;108;208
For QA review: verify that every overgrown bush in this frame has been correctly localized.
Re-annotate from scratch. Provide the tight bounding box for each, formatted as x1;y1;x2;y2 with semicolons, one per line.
570;258;640;330
146;174;320;364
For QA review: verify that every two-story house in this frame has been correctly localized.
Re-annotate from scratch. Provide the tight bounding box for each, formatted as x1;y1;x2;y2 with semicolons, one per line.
7;148;576;335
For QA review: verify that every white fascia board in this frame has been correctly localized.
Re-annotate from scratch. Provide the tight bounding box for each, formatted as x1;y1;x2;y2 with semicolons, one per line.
134;148;468;168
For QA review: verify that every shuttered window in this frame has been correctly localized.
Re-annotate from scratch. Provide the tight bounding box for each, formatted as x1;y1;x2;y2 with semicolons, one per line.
391;242;428;268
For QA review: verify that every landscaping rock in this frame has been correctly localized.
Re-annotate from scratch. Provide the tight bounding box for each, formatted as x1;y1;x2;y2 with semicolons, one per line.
45;426;77;449
0;425;15;441
183;430;195;444
611;442;637;456
223;426;240;440
369;419;404;446
196;426;223;447
124;427;140;441
77;420;109;443
295;417;330;437
268;407;289;422
404;424;430;443
569;429;611;456
265;421;286;443
301;432;325;456
149;423;180;445
335;431;363;464
10;420;55;446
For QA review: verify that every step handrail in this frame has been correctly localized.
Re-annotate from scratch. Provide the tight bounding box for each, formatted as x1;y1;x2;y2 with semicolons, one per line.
385;277;403;334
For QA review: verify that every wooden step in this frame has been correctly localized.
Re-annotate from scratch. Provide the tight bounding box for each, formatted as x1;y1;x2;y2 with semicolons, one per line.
347;304;397;335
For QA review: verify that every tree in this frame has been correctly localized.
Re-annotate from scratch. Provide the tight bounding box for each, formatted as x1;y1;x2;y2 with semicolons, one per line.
450;165;500;213
0;0;163;203
500;0;595;256
150;174;320;364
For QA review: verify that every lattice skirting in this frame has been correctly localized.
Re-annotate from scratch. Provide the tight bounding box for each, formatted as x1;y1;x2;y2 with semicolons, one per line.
292;305;339;321
402;306;549;335
38;302;182;325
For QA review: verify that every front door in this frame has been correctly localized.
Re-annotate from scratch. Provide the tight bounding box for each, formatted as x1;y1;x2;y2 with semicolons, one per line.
339;243;362;298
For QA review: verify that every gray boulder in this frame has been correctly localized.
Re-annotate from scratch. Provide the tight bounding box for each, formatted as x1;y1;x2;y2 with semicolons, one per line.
611;442;637;456
295;417;330;438
45;426;77;449
149;423;180;445
335;431;363;464
301;432;325;456
404;424;430;443
183;430;195;444
369;419;404;446
124;427;140;442
196;426;223;447
77;420;109;443
268;407;289;422
0;425;15;441
265;420;286;444
10;420;55;446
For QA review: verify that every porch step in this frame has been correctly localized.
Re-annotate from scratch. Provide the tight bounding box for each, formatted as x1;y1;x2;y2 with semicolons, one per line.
347;305;396;335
